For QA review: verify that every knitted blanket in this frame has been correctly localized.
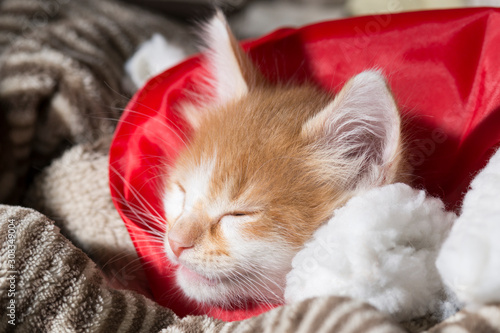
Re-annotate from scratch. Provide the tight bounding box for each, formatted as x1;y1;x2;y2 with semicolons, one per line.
0;0;499;332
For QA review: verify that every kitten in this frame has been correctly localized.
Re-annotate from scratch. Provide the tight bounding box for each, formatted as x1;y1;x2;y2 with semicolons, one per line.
163;11;408;308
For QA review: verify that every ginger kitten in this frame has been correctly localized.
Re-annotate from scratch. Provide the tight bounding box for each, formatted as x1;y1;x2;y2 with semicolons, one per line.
163;11;407;307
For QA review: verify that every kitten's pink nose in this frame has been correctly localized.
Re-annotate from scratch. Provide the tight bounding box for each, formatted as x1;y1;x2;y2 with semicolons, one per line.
167;236;193;258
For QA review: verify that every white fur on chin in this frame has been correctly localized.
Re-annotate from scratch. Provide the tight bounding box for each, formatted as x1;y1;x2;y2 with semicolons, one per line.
167;234;292;307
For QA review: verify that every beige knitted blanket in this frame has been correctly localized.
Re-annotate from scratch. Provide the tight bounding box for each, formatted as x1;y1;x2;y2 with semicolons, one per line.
0;0;499;332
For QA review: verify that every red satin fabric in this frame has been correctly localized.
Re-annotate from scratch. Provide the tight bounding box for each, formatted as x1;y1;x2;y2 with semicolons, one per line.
110;8;500;321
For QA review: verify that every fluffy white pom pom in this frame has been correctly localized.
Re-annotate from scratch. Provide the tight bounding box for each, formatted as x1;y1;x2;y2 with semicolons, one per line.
437;148;500;306
125;33;187;89
285;183;457;321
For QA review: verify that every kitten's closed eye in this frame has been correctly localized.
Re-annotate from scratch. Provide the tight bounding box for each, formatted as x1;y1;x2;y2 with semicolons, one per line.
227;211;260;217
218;211;260;223
231;212;247;217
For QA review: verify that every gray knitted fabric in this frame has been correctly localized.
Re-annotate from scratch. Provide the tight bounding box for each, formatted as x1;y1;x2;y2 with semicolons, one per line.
0;205;182;332
0;0;195;204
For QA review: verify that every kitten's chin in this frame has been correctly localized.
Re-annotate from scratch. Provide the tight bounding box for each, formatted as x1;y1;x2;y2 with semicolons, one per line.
176;266;234;306
177;266;218;287
175;266;284;307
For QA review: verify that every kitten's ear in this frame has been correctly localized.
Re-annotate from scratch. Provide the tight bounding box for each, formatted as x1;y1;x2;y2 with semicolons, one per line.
203;10;260;104
180;11;261;130
302;70;403;187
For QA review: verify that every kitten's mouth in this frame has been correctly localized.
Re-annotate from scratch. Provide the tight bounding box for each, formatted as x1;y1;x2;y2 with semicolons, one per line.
177;265;220;286
176;263;285;306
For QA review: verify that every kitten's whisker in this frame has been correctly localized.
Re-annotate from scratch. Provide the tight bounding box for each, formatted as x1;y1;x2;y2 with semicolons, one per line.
244;262;285;293
108;171;166;239
101;254;146;275
109;165;164;221
105;114;186;157
116;201;166;228
115;104;192;149
113;202;166;237
231;268;281;305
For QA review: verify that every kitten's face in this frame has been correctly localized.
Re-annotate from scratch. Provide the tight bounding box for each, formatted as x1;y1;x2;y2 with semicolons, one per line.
162;12;406;306
164;86;346;306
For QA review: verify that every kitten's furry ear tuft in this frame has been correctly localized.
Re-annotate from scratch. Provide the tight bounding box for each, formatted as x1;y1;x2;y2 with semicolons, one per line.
180;10;261;130
302;70;404;187
202;10;260;105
